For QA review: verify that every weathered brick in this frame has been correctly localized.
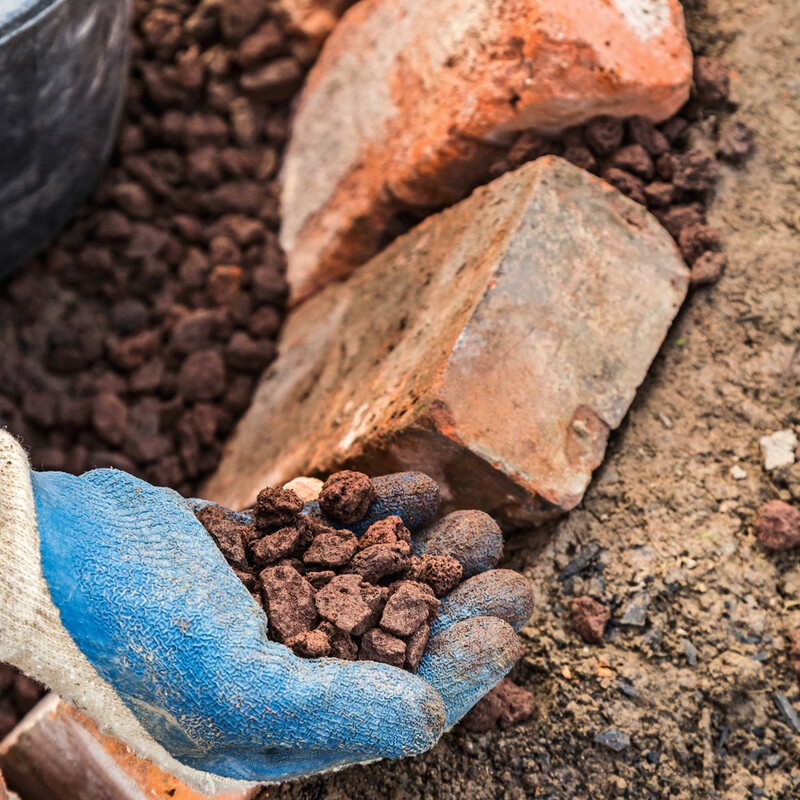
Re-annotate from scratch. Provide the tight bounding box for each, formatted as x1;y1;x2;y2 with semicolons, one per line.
207;158;688;526
281;0;692;302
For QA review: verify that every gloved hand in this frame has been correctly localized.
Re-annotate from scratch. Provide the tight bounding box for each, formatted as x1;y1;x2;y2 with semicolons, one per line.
0;430;533;795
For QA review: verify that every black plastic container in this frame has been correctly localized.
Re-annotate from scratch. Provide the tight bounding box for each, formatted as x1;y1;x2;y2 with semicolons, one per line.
0;0;131;278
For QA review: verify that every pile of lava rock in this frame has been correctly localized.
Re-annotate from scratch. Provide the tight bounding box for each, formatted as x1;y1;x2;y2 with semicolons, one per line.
0;0;318;496
197;469;537;730
484;56;754;288
196;471;464;670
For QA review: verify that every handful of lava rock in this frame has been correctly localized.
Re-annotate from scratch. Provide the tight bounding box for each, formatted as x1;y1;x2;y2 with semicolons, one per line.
196;470;464;671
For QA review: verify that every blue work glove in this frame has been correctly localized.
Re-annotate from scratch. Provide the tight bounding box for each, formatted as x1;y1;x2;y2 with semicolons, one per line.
0;432;533;790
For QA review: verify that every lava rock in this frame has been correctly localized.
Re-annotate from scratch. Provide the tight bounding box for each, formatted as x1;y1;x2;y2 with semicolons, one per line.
755;500;800;550
570;596;611;643
318;470;376;524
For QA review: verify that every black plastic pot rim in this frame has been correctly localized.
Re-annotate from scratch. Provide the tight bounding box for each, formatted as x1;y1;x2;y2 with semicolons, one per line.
0;0;69;45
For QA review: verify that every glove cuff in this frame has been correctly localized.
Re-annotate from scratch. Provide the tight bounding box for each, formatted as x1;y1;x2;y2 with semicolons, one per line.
0;430;254;796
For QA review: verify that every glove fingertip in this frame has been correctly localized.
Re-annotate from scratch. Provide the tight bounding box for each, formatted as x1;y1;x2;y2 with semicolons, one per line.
417;616;519;728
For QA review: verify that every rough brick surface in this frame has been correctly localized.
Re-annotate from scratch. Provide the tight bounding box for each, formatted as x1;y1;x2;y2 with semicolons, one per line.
281;0;692;302
0;694;255;800
207;158;688;526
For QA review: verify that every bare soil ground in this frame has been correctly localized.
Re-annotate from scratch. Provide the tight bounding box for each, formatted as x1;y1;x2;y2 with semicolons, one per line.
264;1;800;797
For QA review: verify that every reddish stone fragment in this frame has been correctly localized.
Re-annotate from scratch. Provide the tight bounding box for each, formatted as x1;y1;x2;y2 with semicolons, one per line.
241;58;303;101
195;505;249;571
628;117;670;156
177;349;226;401
644;182;675;207
609;144;654;179
562;145;596;173
601;168;646;206
755;500;800;551
91;392;128;447
693;56;729;106
358;628;406;668
249;525;304;567
315;574;381;635
318;470;376;524
260;565;318;642
225;332;276;373
234;570;256;592
253;486;303;531
380;582;439;637
318;621;358;661
286;629;331;658
690;252;726;287
411;554;463;597
404;623;430;671
237;21;284;69
358;515;411;550
208;265;243;304
571;595;611;643
303;529;359;568
678;223;720;264
306;570;336;589
672;149;719;192
109;330;160;372
274;557;306;574
346;541;411;583
584;115;625;156
461;691;505;732
657;202;705;238
493;678;537;728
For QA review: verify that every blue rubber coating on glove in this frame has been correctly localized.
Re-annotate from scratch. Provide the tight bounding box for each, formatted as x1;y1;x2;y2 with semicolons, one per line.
417;617;519;728
431;570;535;637
414;510;503;579
31;469;448;780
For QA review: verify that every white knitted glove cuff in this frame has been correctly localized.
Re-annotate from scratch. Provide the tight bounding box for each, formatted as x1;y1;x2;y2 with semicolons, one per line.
0;430;253;796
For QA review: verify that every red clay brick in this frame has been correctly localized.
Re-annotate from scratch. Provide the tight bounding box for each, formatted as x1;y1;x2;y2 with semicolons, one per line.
281;0;692;302
207;158;688;527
